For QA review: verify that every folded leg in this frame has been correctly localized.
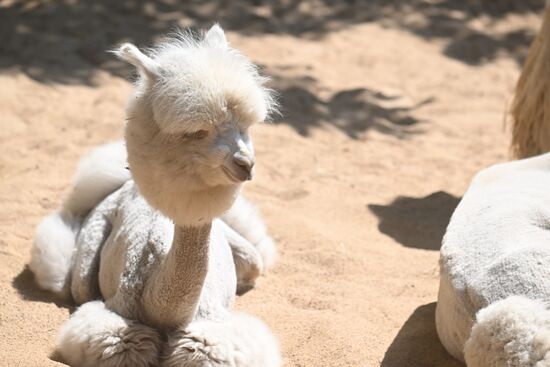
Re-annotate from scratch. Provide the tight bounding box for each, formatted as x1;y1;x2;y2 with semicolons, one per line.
218;220;263;295
221;195;277;271
70;190;120;305
57;300;161;367
163;312;281;367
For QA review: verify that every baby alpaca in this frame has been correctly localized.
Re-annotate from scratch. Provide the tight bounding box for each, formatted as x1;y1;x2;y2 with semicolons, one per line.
29;25;281;367
30;139;276;297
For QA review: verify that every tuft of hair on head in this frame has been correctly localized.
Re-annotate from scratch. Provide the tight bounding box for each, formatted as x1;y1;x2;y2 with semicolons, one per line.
114;24;279;131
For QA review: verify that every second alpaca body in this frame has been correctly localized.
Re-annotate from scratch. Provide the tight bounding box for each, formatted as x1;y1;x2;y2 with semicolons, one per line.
437;153;550;366
30;25;281;366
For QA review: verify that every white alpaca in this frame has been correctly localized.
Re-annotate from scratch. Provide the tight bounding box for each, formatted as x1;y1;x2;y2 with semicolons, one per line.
29;25;282;367
31;139;276;297
436;153;550;366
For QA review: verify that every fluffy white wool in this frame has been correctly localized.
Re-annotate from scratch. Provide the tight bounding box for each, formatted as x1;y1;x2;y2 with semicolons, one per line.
222;195;277;270
436;152;550;364
464;296;550;367
116;26;276;226
164;312;282;367
29;211;78;294
62;141;130;217
57;301;161;367
31;25;281;367
30;142;129;296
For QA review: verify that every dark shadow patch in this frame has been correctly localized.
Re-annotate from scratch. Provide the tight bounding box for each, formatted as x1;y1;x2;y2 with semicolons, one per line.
272;72;433;139
0;0;543;85
381;302;464;367
368;191;461;250
12;266;73;309
443;29;534;66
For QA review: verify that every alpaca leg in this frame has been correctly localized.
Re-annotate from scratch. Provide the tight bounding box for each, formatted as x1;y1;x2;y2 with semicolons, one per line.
70;195;117;304
221;195;277;271
57;300;161;367
163;313;281;367
219;220;263;295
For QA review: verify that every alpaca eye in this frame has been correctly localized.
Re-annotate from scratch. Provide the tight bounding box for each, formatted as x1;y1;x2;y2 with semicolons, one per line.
187;130;209;139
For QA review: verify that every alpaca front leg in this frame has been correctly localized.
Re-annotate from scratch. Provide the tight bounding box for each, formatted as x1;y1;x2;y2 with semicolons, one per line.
219;220;263;295
163;313;282;367
57;301;161;367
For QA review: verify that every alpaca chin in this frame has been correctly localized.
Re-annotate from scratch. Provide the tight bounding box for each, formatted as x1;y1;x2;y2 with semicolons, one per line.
159;184;242;226
132;166;242;225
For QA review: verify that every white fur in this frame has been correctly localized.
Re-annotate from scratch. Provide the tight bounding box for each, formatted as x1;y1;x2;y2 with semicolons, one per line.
29;212;78;294
118;26;276;226
465;296;550;367
117;25;276;136
220;220;263;295
30;142;130;296
436;153;550;364
164;312;282;367
43;25;281;367
222;195;277;270
62;141;130;216
57;301;161;367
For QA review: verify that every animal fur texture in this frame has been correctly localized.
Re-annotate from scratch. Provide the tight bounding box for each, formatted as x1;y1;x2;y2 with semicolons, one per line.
31;138;276;298
30;25;281;367
29;142;130;296
511;5;550;158
436;153;550;366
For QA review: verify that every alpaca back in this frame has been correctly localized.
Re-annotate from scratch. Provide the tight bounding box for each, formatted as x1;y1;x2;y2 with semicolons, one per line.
437;153;550;362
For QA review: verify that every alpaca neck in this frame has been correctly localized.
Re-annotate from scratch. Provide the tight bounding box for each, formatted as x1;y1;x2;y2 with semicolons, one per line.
142;221;211;330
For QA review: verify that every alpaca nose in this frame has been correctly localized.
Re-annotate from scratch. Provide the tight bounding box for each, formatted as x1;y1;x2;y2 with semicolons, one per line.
233;154;255;177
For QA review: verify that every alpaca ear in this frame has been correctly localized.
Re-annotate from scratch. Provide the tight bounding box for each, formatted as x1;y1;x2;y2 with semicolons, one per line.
205;24;228;48
114;43;159;80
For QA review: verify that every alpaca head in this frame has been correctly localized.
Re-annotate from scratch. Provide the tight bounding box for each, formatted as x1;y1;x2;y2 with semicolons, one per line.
115;25;276;225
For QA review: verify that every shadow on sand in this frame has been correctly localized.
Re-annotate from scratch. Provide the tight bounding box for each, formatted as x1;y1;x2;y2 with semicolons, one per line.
12;265;73;309
381;302;464;367
0;1;541;140
271;72;434;139
368;191;461;250
0;0;543;85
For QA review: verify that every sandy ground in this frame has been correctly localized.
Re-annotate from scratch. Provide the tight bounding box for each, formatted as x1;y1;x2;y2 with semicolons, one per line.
0;1;545;366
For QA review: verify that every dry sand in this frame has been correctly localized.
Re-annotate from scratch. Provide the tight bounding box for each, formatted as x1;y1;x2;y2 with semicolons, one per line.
0;1;545;366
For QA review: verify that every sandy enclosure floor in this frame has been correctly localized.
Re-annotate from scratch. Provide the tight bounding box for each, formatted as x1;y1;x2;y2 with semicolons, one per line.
0;1;545;366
